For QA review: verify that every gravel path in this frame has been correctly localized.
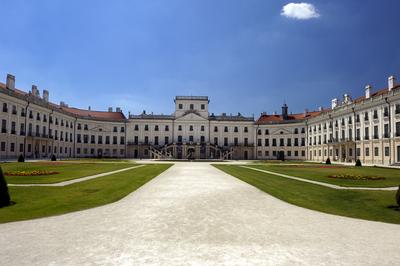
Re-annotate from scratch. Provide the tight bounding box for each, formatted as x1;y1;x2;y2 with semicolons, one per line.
8;165;145;187
242;165;399;190
0;162;399;265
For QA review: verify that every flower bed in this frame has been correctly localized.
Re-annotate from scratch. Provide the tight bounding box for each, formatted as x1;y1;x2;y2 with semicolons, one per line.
4;170;60;176
328;174;384;180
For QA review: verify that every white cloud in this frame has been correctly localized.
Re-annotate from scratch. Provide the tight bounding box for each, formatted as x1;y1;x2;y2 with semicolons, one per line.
281;3;320;20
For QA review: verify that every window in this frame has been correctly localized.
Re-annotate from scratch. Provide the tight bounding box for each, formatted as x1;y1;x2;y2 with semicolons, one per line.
374;147;379;156
84;124;88;130
12;105;17;115
178;136;182;143
396;122;400;137
365;147;370;156
165;125;169;131
224;126;228;132
384;124;389;138
165;136;169;144
234;127;238;133
2;103;8;112
91;135;95;144
155;125;159;131
98;136;103;144
214;137;218;145
385;147;390;156
178;104;183;109
134;125;139;131
214;126;218;132
113;136;118;144
244;127;248;133
201;104;205;110
145;125;149;131
113;126;117;132
19;143;24;152
279;138;284;146
384;107;389;117
257;139;262;146
364;127;369;140
189;136;194;142
189;125;193;131
257;129;262;135
134;136;138;144
373;110;378;119
234;137;238;146
121;127;125;133
154;136;159;145
1;119;7;133
364;112;369;121
178;125;182;131
244;138;248;146
272;139;277;146
190;104;194;110
265;139;269;146
1;142;5;151
106;136;110;144
201;125;205;131
224;137;228;146
373;126;379;139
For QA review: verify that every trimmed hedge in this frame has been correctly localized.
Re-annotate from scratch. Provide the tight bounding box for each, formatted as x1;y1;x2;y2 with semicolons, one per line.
355;159;362;167
18;154;25;162
0;167;11;208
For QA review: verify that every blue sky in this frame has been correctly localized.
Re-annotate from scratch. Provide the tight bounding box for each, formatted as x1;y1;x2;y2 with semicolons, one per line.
0;0;399;117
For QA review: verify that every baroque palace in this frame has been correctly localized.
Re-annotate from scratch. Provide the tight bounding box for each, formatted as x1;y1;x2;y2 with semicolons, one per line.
1;74;400;165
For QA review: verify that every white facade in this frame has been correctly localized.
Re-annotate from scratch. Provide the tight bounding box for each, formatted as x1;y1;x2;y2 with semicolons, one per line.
1;74;400;164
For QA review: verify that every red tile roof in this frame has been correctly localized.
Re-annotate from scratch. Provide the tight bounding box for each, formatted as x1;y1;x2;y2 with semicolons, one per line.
0;82;126;121
60;106;126;120
256;110;322;124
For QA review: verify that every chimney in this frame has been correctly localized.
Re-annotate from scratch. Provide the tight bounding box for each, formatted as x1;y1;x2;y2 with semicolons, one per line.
318;106;323;111
331;98;338;109
272;111;277;115
304;108;309;117
116;107;121;112
31;85;40;97
43;90;49;102
365;85;371;99
281;103;288;120
108;107;113;112
388;76;396;91
6;74;15;90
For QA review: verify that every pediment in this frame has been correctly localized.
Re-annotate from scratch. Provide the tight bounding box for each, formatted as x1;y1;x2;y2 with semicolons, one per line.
176;112;208;121
271;128;292;135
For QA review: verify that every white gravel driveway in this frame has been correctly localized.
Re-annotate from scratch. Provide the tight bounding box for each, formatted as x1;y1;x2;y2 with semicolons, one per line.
0;162;399;265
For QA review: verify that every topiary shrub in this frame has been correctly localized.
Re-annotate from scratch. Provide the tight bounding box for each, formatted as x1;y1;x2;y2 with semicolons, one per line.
355;159;362;167
396;185;400;206
326;158;331;164
51;154;57;161
17;154;25;163
0;167;11;208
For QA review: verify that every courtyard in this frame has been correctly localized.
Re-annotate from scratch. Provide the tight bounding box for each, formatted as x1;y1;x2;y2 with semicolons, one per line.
0;160;399;265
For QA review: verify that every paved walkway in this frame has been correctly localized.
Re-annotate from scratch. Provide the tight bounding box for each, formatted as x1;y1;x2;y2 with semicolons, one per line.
7;165;145;187
242;166;399;191
0;162;399;265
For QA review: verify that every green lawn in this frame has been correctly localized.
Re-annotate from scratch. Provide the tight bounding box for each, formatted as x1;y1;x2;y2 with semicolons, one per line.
1;162;137;184
215;165;400;224
248;164;400;188
0;164;171;223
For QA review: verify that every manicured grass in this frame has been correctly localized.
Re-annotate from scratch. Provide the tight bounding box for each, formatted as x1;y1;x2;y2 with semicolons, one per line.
249;164;400;188
1;162;137;184
0;164;171;223
215;165;400;224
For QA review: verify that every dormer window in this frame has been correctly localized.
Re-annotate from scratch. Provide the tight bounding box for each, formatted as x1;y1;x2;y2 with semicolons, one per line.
190;104;194;110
